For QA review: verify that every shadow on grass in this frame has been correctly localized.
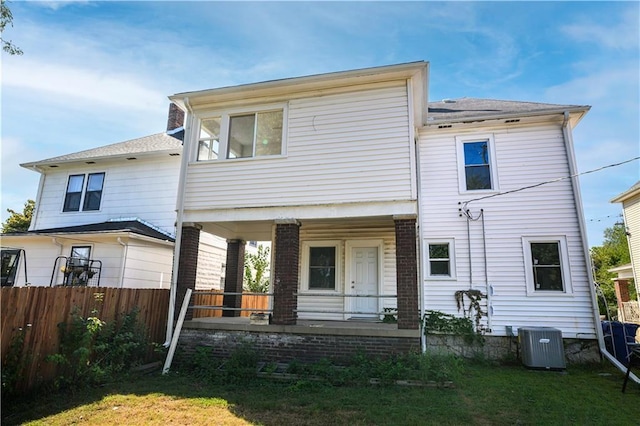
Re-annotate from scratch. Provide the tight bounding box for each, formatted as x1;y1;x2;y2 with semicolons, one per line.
2;362;638;426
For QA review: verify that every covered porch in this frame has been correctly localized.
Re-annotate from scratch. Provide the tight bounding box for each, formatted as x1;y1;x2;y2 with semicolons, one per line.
174;214;420;333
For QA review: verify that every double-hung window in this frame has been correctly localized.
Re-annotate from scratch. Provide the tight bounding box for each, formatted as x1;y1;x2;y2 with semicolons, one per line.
196;106;285;162
425;239;456;279
302;241;340;291
456;135;498;192
63;172;105;212
522;236;572;295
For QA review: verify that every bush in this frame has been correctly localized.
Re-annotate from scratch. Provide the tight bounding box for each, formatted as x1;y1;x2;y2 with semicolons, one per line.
46;306;151;391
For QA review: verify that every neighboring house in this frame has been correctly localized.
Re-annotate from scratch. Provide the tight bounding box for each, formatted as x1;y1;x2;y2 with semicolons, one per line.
611;181;640;323
168;61;600;347
1;108;227;289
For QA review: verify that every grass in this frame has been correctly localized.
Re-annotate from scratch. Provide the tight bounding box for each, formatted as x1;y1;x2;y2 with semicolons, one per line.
2;361;638;425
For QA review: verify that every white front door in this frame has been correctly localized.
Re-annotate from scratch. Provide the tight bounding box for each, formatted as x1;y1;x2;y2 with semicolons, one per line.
350;246;379;318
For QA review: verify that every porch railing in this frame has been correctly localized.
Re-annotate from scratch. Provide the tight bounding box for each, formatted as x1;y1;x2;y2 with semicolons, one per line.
189;290;398;318
295;292;397;316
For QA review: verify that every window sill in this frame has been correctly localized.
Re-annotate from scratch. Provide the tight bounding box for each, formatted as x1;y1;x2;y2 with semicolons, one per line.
192;154;288;165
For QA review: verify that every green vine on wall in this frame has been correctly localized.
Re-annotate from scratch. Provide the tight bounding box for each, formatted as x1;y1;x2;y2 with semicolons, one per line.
454;289;486;331
422;310;483;345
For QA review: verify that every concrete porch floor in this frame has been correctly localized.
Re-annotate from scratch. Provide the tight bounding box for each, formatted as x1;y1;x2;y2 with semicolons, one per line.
185;316;420;338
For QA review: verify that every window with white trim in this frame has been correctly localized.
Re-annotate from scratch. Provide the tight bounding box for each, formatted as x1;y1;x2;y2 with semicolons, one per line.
522;236;572;294
425;239;456;279
301;241;340;291
63;172;105;212
456;135;498;192
196;106;285;162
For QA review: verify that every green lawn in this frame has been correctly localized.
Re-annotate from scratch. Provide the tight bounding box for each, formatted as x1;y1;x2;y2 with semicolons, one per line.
3;362;638;425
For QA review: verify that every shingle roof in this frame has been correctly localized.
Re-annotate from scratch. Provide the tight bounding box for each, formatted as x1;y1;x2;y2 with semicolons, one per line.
427;98;590;123
19;219;175;242
21;132;183;167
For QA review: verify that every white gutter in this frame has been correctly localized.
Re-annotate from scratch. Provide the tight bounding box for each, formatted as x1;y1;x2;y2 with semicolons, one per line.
165;97;193;346
117;237;128;288
562;111;638;383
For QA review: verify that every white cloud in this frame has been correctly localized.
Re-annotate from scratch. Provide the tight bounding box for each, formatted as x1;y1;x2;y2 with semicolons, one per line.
3;58;166;110
561;6;640;50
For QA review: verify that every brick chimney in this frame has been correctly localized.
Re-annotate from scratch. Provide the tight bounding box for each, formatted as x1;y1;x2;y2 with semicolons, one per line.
166;103;185;132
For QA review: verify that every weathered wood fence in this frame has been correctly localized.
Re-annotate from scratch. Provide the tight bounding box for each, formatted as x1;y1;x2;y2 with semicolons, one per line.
1;287;169;393
191;291;270;318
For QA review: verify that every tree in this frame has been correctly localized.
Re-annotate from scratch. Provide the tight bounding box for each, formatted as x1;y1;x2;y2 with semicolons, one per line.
590;221;632;318
1;200;34;233
1;1;23;55
243;244;270;293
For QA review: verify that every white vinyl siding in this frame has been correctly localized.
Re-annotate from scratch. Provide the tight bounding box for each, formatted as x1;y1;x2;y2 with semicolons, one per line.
31;156;181;235
183;84;413;211
622;196;640;291
418;122;595;338
295;220;397;321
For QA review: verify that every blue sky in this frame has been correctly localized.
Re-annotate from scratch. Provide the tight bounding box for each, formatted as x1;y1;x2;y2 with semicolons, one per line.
1;1;638;246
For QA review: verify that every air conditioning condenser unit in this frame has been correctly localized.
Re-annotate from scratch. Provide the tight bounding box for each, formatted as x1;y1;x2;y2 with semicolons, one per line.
519;327;565;370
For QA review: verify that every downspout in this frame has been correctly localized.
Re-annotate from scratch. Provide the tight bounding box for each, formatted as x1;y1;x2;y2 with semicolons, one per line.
414;132;427;353
165;97;193;346
407;77;427;353
51;238;64;285
117;237;128;288
562;112;637;382
29;167;45;231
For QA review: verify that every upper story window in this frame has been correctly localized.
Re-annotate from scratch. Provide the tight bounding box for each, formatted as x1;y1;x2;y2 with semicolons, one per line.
198;117;221;161
63;172;105;212
196;105;286;162
456;134;498;193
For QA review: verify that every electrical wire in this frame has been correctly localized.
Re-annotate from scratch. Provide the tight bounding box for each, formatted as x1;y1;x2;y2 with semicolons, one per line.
461;156;640;211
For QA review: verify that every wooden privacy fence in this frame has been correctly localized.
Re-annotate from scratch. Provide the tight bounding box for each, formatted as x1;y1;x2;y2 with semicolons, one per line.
191;291;270;318
1;287;169;393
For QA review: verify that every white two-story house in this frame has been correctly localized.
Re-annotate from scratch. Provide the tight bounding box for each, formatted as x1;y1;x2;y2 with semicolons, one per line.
168;61;600;359
1;107;227;289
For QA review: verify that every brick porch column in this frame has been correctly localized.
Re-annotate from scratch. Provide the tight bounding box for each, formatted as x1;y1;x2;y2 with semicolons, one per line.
176;224;201;321
223;239;245;317
614;278;631;321
272;220;300;325
394;217;419;329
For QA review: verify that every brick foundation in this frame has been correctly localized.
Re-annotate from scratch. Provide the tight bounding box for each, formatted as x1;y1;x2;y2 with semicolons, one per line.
394;218;419;329
223;240;245;317
177;329;420;364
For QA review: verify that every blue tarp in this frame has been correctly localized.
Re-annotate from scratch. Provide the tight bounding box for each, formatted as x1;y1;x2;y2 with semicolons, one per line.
602;321;640;366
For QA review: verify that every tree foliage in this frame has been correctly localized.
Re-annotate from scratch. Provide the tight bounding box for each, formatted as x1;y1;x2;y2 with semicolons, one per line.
590;221;632;318
243;244;270;293
2;200;34;233
1;1;23;55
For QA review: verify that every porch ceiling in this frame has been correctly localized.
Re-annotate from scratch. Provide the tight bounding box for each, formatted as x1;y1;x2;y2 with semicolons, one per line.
198;215;400;241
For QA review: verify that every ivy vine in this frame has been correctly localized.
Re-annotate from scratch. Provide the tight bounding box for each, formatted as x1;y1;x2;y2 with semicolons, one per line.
454;289;486;331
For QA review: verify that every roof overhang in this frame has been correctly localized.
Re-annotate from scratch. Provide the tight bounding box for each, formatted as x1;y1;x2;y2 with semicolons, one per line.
425;105;590;129
170;61;429;125
611;182;640;203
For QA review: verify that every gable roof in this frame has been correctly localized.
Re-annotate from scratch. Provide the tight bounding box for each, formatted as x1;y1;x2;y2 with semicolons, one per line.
611;180;640;203
9;219;176;242
427;98;590;125
21;132;183;168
